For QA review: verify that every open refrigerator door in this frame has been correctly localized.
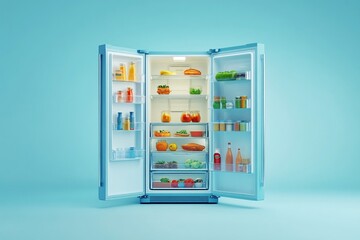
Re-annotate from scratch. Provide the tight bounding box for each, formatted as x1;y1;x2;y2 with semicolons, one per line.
210;44;265;200
99;45;146;200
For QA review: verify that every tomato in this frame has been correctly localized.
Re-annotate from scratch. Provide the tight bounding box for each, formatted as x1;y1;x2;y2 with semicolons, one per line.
171;180;178;188
191;113;201;122
181;112;192;122
184;178;194;188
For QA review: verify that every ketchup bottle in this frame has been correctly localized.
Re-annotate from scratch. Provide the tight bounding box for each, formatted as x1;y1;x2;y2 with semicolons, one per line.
214;148;221;171
126;87;133;103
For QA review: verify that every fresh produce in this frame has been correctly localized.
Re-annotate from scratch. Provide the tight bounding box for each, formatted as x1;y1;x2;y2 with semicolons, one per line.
181;112;192;122
160;70;176;75
154;160;178;169
184;68;201;75
178;179;185;188
184;178;195;188
189;88;202;95
160;178;170;183
154;130;171;137
161;112;171;123
171;180;178;188
191;112;201;122
168;143;177;151
157;85;171;95
156;140;168;151
184;159;206;169
194;178;203;188
181;143;206;151
174;130;190;137
215;70;238;80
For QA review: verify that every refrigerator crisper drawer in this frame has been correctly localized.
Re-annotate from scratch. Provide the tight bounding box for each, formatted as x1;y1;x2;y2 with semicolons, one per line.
151;172;208;190
151;152;208;171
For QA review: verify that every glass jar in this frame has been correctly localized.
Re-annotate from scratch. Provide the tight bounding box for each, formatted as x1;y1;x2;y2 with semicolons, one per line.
213;122;220;131
213;96;220;109
219;121;226;131
234;121;240;131
221;97;227;109
235;97;241;108
226;121;233;131
240;96;247;108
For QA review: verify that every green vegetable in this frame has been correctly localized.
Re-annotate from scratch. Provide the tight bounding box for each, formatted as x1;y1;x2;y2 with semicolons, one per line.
189;88;202;95
156;160;166;164
215;70;238;80
158;85;169;88
160;178;170;183
176;130;188;134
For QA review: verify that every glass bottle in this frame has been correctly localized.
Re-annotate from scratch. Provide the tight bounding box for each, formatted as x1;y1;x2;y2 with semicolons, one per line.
126;87;133;103
213;96;220;109
221;97;227;109
214;148;221;171
226;142;233;172
128;62;136;81
117;112;123;130
119;63;127;81
235;148;243;172
123;114;130;130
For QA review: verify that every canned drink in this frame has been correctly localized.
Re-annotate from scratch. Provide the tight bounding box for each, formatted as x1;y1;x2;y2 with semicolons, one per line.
219;122;226;131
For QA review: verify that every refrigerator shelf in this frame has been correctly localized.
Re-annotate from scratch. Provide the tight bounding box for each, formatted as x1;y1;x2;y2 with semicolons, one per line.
151;136;207;139
151;122;208;126
151;151;208;155
112;79;144;84
111;157;143;162
212;77;251;83
113;95;145;104
213;108;251;111
151;75;208;81
150;94;208;100
213;130;251;133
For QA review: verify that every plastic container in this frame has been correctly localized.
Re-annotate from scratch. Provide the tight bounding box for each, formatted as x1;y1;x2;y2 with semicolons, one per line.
190;131;204;137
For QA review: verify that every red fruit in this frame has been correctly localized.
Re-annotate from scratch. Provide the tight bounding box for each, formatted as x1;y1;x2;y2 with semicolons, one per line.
171;180;178;188
181;112;192;122
184;178;194;188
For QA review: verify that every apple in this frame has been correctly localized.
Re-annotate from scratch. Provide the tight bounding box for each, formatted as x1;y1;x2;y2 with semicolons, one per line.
171;180;178;188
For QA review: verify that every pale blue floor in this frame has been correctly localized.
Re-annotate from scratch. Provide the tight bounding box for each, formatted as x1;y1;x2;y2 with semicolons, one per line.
1;188;359;240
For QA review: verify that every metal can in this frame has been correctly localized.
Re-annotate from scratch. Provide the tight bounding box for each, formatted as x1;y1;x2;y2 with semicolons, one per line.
219;121;226;131
240;96;247;108
235;97;241;108
213;122;220;131
226;121;233;131
240;121;247;131
234;121;240;131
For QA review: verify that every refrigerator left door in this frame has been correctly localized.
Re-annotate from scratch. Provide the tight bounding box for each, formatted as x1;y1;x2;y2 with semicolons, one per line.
98;45;146;200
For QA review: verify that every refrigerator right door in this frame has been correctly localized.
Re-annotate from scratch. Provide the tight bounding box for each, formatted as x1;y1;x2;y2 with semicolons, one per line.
210;43;265;200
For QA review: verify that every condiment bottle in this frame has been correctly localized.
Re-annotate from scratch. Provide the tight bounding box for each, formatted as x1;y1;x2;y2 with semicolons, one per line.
221;97;227;109
214;148;221;171
240;96;247;108
123;114;130;130
119;63;127;81
235;148;243;172
213;96;220;109
126;87;133;103
226;142;233;172
117;112;123;130
128;62;136;81
117;90;123;102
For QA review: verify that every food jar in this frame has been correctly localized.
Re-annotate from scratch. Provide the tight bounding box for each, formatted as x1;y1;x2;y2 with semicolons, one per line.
213;96;220;109
180;111;192;122
235;97;241;108
221;97;227;109
190;111;201;122
213;122;220;131
240;96;247;108
161;111;171;123
234;121;240;131
240;121;247;131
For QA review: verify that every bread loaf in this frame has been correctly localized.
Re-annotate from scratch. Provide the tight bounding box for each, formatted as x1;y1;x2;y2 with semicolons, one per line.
181;143;205;151
184;68;201;75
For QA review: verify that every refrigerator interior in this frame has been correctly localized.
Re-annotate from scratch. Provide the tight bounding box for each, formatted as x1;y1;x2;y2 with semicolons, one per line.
146;55;211;193
107;52;145;197
211;51;257;196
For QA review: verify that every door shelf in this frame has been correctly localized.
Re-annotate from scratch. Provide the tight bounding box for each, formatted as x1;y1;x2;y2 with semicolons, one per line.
213;108;251;111
151;151;207;156
111;157;143;162
112;149;145;161
112;79;144;84
210;163;252;174
113;122;145;132
151;75;208;81
212;77;251;83
113;96;145;104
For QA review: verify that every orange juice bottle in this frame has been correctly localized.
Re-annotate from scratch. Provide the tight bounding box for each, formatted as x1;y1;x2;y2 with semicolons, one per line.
119;63;126;80
226;142;233;172
128;62;136;81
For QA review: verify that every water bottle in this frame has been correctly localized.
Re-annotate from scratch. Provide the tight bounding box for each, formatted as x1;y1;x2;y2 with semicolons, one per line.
129;112;134;130
117;112;123;130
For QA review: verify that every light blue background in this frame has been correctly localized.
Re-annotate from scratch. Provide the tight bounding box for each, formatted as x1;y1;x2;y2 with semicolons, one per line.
1;0;360;239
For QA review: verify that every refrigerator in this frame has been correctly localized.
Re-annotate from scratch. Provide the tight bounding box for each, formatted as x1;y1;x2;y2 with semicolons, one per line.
98;43;265;203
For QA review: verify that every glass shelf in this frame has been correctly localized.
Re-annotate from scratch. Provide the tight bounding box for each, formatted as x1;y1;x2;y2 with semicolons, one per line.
151;122;208;126
112;149;145;161
113;122;145;131
150;94;208;100
111;157;143;162
113;95;145;104
213;130;251;133
112;79;144;84
212;77;251;83
213;108;251;111
151;150;208;155
151;75;208;81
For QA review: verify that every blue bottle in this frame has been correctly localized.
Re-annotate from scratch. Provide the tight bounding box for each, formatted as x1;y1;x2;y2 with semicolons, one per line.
129;112;134;130
117;112;123;130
